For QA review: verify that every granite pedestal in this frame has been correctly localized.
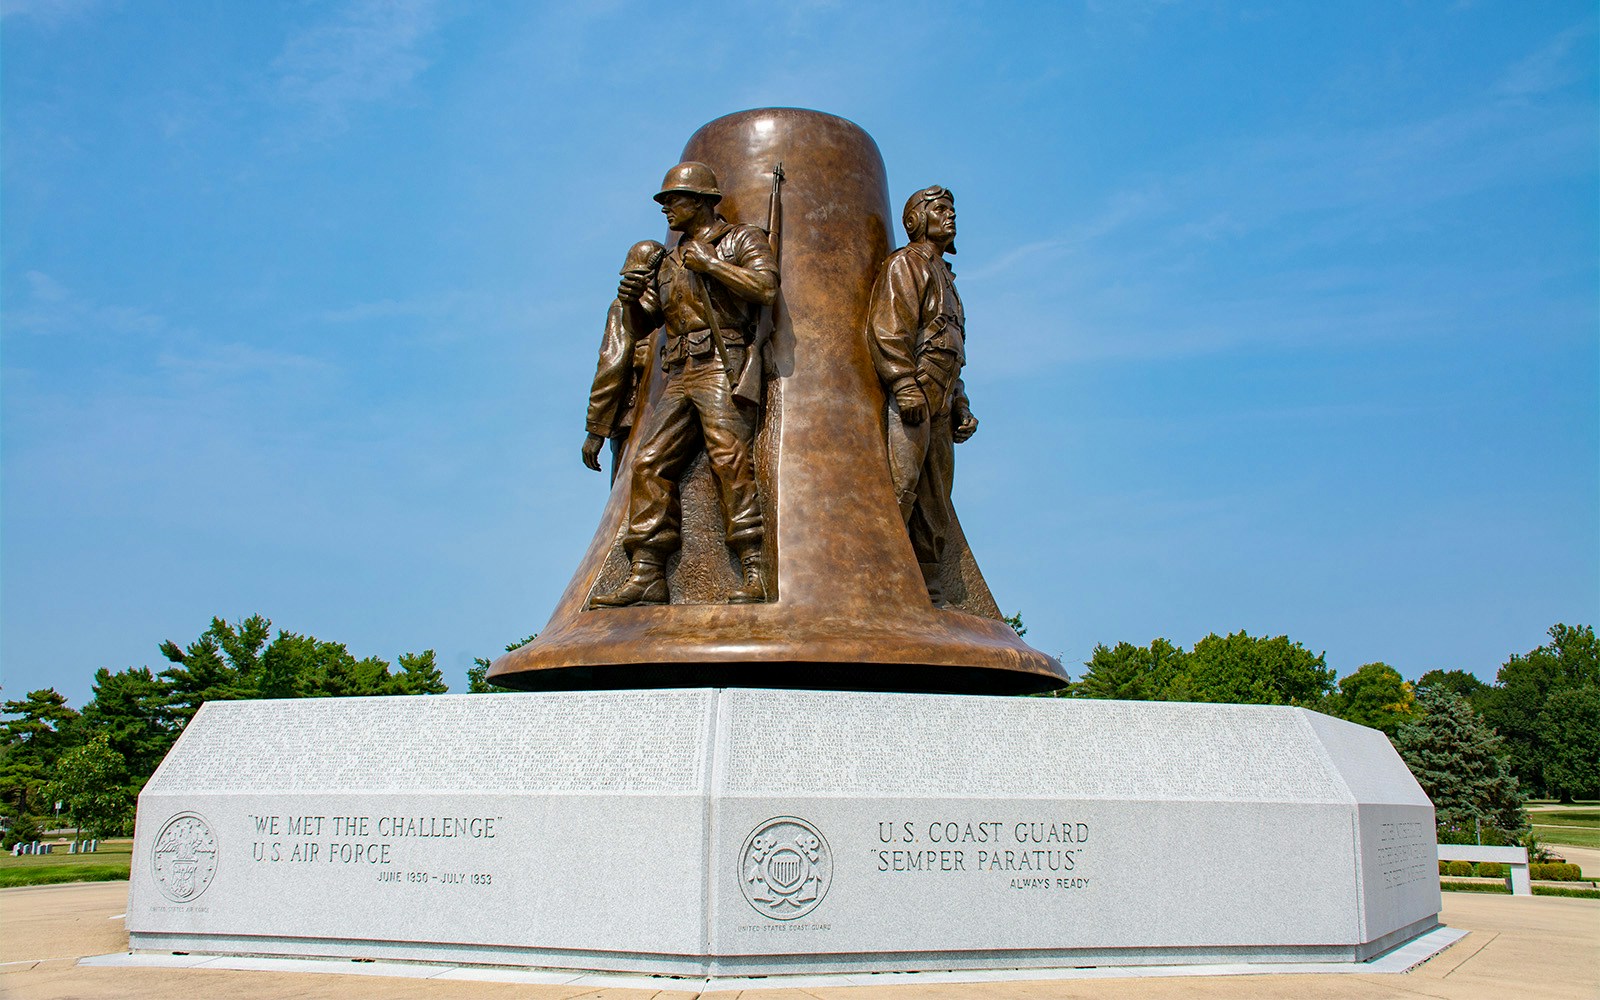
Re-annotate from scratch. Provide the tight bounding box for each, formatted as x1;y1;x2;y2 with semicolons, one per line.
126;689;1440;976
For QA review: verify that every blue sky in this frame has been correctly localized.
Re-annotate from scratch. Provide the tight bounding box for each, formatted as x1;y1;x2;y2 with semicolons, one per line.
3;1;1595;706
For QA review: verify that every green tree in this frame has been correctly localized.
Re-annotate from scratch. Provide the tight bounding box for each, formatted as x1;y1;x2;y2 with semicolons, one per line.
1396;688;1526;844
1480;623;1599;793
1327;662;1416;736
1075;638;1187;701
80;667;174;786
1002;612;1027;637
393;650;448;695
304;643;394;697
468;635;537;693
158;615;271;727
1181;631;1335;706
1415;668;1488;705
256;629;332;699
0;689;81;846
1536;686;1600;802
466;659;502;693
255;629;305;699
47;733;132;839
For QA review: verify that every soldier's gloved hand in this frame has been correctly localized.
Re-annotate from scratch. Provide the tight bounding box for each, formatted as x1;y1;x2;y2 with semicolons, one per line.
953;406;979;443
581;432;605;472
681;241;715;274
895;379;928;426
617;271;649;304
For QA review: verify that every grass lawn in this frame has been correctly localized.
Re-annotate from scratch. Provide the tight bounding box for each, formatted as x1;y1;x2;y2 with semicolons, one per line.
1530;805;1600;850
1534;826;1600;848
0;838;132;888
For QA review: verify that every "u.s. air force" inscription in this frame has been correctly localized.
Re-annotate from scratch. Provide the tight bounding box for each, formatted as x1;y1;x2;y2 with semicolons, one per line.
244;811;501;887
873;819;1091;888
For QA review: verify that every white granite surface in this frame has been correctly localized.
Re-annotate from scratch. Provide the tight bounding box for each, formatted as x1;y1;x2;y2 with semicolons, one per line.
127;689;1440;975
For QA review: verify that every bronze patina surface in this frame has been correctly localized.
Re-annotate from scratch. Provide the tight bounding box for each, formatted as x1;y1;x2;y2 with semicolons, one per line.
490;108;1066;694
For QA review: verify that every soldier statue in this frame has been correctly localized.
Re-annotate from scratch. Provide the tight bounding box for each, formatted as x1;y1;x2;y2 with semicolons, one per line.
867;186;979;607
589;162;779;607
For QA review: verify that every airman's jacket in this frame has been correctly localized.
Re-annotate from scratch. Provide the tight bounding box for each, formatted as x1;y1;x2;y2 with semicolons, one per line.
867;240;969;416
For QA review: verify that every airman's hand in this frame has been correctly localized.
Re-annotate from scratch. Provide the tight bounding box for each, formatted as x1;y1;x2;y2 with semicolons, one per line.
617;270;649;304
681;241;715;274
895;380;928;426
581;432;605;472
953;407;979;443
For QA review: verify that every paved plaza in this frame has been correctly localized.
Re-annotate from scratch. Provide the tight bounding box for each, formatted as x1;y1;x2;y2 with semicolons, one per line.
2;880;1594;999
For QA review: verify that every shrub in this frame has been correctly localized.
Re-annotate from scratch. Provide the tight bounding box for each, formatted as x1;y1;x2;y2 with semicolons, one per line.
1445;860;1474;877
1531;862;1584;882
1478;862;1507;878
1438;860;1450;876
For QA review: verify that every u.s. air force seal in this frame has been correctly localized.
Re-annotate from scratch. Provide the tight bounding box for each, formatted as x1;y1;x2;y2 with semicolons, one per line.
739;816;831;920
151;812;218;903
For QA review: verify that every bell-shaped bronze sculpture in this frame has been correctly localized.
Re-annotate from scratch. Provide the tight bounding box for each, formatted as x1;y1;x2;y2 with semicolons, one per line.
490;108;1066;694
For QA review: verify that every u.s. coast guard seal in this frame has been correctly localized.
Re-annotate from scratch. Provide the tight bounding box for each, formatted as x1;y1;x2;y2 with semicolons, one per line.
739;816;831;920
151;811;218;903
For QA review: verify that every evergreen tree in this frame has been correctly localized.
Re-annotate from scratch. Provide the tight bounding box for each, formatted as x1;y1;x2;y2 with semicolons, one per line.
1396;688;1526;844
79;667;174;786
393;650;448;695
303;641;394;697
158;616;268;728
467;635;537;693
0;689;81;846
466;659;502;693
1075;638;1187;700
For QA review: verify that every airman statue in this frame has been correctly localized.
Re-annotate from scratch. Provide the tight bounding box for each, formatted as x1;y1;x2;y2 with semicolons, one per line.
867;186;979;607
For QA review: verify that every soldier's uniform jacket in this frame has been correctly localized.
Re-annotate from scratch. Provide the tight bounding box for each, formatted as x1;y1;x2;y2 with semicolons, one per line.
585;299;654;439
867;240;969;416
639;218;776;367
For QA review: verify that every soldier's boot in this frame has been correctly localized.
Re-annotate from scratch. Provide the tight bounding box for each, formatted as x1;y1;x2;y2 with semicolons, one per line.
920;561;946;609
591;553;668;607
728;547;766;604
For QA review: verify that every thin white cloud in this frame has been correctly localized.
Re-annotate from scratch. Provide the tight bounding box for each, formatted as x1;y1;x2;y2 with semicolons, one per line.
5;270;167;337
155;343;329;380
960;26;1596;371
0;0;101;25
316;291;470;325
1494;19;1595;97
272;0;440;131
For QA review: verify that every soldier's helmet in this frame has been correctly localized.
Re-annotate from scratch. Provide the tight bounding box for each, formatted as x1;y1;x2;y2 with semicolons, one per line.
654;162;723;205
619;239;666;275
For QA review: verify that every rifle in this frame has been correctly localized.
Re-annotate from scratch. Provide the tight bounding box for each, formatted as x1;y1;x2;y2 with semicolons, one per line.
733;162;783;406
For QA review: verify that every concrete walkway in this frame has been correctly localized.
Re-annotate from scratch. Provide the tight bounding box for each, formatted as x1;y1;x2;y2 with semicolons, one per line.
3;881;1595;999
1543;843;1600;873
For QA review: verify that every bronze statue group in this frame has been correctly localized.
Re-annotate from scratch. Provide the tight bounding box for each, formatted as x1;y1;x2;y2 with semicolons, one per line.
582;163;974;610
